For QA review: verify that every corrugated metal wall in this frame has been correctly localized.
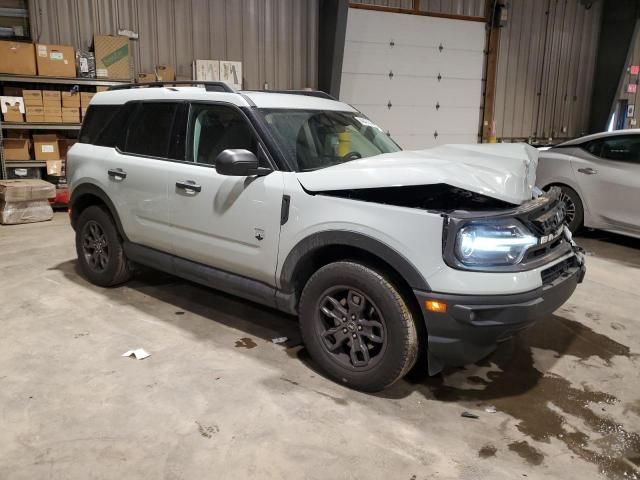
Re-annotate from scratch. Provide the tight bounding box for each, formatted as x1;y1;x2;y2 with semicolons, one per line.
494;0;602;141
27;0;318;90
351;0;485;18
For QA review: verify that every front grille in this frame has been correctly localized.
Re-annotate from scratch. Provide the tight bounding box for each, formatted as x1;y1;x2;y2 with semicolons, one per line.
529;200;567;237
541;257;575;285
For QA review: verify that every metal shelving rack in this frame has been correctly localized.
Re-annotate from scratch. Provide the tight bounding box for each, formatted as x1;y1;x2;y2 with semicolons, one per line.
0;74;128;181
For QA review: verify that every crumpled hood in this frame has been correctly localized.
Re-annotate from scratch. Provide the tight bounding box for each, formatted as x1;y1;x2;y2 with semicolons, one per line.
296;143;539;205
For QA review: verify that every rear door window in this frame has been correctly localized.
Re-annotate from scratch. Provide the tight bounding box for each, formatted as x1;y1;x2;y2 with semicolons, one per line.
123;102;179;158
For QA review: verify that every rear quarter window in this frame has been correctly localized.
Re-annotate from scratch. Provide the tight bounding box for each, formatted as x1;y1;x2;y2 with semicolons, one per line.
79;105;120;144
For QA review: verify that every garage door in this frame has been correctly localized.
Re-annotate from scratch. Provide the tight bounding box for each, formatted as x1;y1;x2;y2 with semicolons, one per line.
340;8;485;149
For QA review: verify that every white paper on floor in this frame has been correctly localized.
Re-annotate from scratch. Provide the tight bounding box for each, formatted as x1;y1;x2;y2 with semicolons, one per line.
121;348;151;360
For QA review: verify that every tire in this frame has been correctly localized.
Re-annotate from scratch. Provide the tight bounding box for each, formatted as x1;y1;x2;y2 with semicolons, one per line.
75;205;131;287
298;261;418;392
556;185;584;234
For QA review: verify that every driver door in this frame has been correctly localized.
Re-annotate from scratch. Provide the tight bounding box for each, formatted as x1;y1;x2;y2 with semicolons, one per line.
576;135;640;232
165;103;284;286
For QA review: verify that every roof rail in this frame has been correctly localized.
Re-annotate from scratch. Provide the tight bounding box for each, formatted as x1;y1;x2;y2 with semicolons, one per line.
246;89;337;100
107;81;235;93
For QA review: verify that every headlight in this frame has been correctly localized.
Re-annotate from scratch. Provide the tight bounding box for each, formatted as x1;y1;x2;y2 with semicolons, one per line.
454;221;537;266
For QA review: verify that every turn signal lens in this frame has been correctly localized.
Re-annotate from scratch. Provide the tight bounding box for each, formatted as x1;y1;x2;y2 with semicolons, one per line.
425;300;447;313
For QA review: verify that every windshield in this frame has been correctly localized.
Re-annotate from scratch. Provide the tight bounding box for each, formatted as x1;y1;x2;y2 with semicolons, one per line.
258;109;401;171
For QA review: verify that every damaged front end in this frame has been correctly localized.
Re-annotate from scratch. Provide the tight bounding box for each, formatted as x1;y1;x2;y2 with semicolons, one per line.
441;186;580;273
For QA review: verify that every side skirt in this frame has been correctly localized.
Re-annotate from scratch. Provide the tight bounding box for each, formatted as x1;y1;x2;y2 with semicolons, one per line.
123;242;297;315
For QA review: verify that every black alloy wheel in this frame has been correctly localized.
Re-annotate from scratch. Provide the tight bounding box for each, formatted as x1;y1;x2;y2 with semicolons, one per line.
81;220;110;272
315;287;386;369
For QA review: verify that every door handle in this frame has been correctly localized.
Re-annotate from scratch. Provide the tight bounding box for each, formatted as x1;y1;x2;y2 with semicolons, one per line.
578;167;597;175
107;168;127;180
175;180;202;194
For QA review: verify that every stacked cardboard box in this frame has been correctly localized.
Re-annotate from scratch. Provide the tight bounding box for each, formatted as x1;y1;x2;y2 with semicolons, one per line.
23;89;44;122
0;179;55;225
80;92;94;118
42;91;62;122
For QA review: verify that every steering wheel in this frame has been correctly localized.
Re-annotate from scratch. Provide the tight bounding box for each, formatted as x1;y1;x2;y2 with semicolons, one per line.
343;151;362;160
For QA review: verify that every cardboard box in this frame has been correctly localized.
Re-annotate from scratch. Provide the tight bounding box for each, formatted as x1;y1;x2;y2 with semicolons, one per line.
32;134;60;160
94;35;130;79
80;92;95;107
61;91;80;107
22;90;43;106
0;200;53;224
3;138;30;161
3;111;23;122
44;114;62;123
96;86;109;92
0;41;36;75
1;96;25;122
62;107;80;123
0;179;56;202
136;73;156;83
176;74;191;81
26;106;44;122
46;160;63;176
155;64;175;81
43;105;62;115
35;44;76;77
42;90;61;107
193;60;219;81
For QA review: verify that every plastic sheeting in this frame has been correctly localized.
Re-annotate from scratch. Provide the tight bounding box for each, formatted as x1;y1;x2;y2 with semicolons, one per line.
0;200;53;224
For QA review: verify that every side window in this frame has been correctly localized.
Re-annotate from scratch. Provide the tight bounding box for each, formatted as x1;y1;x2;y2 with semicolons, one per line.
599;136;640;163
123;102;178;158
79;105;120;144
188;104;258;165
95;103;135;148
584;140;603;157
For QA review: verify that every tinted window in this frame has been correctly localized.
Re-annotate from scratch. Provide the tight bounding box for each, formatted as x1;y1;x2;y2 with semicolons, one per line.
95;103;135;148
79;105;120;144
584;140;603;157
189;104;258;165
124;103;178;158
600;136;640;163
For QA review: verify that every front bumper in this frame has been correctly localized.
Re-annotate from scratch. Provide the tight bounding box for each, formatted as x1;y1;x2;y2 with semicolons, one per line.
414;255;586;375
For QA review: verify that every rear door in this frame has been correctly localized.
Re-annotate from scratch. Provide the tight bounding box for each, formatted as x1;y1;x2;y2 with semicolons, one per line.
102;101;183;252
574;135;640;232
165;102;284;286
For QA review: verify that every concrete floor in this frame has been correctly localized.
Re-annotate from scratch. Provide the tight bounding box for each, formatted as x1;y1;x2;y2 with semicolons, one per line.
1;212;639;480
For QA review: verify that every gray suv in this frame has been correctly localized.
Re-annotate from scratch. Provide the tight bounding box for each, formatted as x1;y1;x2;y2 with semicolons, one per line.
68;82;585;392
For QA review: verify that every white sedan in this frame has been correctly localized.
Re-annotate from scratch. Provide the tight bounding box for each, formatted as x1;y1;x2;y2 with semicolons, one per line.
536;130;640;238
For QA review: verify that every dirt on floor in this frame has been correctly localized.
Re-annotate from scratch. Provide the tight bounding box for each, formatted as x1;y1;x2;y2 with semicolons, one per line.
0;214;638;480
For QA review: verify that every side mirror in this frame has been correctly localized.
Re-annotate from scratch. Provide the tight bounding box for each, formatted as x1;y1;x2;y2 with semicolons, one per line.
215;149;271;176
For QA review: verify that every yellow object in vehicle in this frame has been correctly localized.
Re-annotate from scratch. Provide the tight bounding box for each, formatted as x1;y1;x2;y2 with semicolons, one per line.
337;131;351;156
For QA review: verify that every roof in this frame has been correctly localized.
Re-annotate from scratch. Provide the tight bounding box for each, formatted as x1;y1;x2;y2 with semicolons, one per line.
90;86;356;112
553;129;640;147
